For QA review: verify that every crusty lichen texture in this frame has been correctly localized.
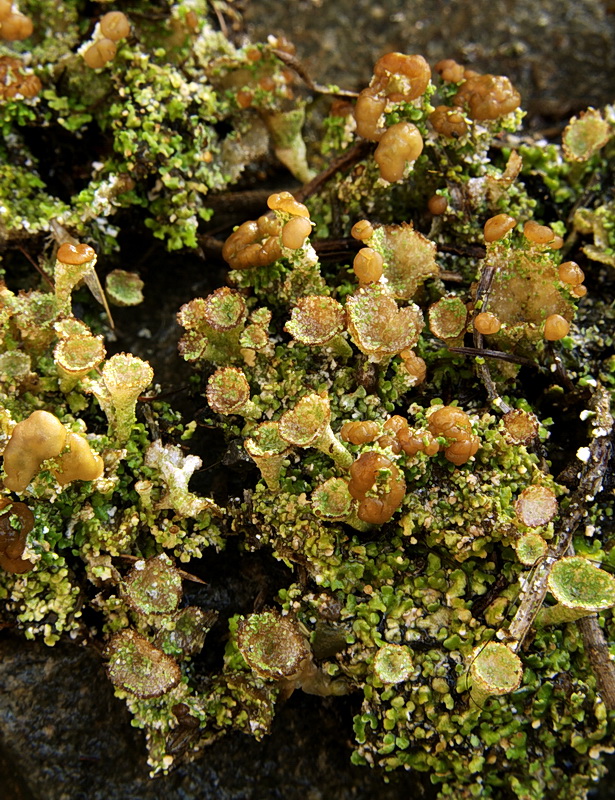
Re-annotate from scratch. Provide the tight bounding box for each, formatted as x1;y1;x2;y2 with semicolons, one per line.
0;0;309;251
2;4;615;798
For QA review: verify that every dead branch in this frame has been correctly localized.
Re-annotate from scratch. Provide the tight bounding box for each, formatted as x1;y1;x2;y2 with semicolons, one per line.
505;384;613;650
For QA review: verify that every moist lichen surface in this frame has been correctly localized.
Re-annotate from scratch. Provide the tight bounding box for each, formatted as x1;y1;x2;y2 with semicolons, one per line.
1;3;615;799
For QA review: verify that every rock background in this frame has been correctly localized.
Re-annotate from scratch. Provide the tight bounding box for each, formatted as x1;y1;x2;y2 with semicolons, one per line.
2;1;615;798
244;0;615;120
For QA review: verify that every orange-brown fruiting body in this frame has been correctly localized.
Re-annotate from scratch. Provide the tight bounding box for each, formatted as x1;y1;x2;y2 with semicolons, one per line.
484;214;516;242
474;311;501;335
543;314;570;340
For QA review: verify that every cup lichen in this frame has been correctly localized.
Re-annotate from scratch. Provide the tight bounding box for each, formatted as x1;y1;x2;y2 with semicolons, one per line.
1;5;615;798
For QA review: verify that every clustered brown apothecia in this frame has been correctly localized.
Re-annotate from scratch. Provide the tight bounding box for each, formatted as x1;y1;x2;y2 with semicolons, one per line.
350;220;383;288
429;58;521;140
483;213;517;243
338;406;479;525
340;420;380;446
82;11;131;70
2;410;104;494
378;414;440;458
354;53;429;181
348;451;406;524
427;406;480;466
0;0;33;41
0;55;40;99
433;58;520;119
353;52;522;181
222;192;312;270
480;213;581;342
354;53;430;140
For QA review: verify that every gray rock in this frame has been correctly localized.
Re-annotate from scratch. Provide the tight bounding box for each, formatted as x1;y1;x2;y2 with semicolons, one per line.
244;0;615;119
0;633;429;800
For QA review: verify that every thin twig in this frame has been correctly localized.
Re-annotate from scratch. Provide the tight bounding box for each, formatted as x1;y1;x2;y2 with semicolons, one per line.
437;242;486;259
505;384;613;650
471;572;509;619
138;386;190;402
576;614;615;710
197;233;225;260
113;554;207;585
294;140;373;204
16;246;55;291
565;538;615;709
471;260;512;412
439;269;465;283
206;189;281;214
271;49;359;98
448;346;541;369
313;238;359;260
565;169;602;228
211;2;228;37
546;341;575;391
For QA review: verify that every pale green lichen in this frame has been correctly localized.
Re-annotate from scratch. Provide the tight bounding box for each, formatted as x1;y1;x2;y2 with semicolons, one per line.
86;353;154;445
